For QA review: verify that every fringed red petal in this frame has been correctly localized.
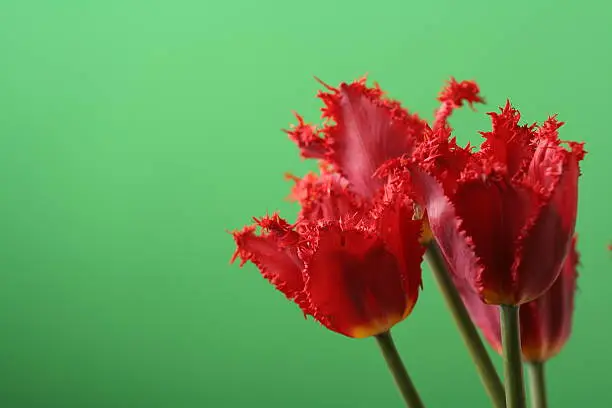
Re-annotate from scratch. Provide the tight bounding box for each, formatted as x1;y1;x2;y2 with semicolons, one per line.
303;222;414;338
230;214;310;312
412;125;473;194
521;117;566;193
372;180;427;288
511;138;583;304
434;78;484;131
374;183;425;303
475;101;537;178
285;167;363;223
284;112;328;159
437;78;484;108
315;77;427;198
407;167;483;291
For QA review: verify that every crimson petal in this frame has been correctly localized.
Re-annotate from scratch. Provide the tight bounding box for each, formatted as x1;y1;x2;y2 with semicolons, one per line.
231;215;308;310
520;236;578;361
375;187;425;304
304;224;413;338
408;167;482;294
286;169;363;223
453;178;536;304
319;78;426;198
513;142;582;304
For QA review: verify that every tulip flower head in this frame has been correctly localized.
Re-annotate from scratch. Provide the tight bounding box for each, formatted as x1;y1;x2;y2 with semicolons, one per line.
284;77;428;199
231;177;425;338
386;102;585;306
231;76;492;337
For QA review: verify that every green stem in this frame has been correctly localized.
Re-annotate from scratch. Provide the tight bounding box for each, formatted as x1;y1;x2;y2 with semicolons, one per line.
425;243;506;408
527;362;547;408
375;331;425;408
500;305;526;408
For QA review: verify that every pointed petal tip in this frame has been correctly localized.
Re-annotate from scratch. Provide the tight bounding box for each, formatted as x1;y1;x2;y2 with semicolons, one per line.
434;77;485;130
313;76;336;91
284;172;300;183
437;77;485;107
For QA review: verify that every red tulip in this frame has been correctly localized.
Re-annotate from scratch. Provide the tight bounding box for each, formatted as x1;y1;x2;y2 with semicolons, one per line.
231;76;486;337
231;174;424;338
388;101;585;306
286;76;486;202
460;237;579;362
284;76;428;199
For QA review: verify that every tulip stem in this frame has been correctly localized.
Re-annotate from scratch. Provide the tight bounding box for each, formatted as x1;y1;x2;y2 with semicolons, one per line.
375;331;425;408
425;243;506;408
527;362;547;408
500;305;526;408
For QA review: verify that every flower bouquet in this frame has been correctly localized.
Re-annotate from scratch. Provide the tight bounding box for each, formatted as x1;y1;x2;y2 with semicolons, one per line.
229;76;585;408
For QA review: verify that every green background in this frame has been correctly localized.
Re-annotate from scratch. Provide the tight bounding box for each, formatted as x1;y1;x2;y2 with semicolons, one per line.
0;1;610;407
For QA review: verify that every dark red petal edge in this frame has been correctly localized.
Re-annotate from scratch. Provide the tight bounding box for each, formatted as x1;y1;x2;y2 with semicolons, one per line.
285;165;364;223
511;119;585;303
289;76;427;198
408;167;484;294
283;112;328;160
373;181;426;296
433;78;485;131
474;101;537;178
230;213;311;313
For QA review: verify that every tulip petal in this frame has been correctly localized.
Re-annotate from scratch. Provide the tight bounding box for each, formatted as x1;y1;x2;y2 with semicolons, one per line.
434;78;484;130
231;215;308;309
453;178;536;304
284;112;328;159
520;236;579;361
304;224;412;338
408;167;483;293
411;125;473;194
375;188;425;302
318;78;426;198
478;101;536;177
286;169;363;223
513;137;584;304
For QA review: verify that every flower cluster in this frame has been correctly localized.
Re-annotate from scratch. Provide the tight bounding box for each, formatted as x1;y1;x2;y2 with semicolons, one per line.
231;77;431;338
229;75;586;407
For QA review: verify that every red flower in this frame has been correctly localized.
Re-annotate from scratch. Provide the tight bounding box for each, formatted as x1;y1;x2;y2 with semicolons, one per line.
394;101;585;305
231;76;485;337
461;236;579;362
285;76;483;200
284;76;427;198
231;175;424;338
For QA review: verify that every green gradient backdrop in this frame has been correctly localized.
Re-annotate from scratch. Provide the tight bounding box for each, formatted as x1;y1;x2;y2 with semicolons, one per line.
0;1;610;407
